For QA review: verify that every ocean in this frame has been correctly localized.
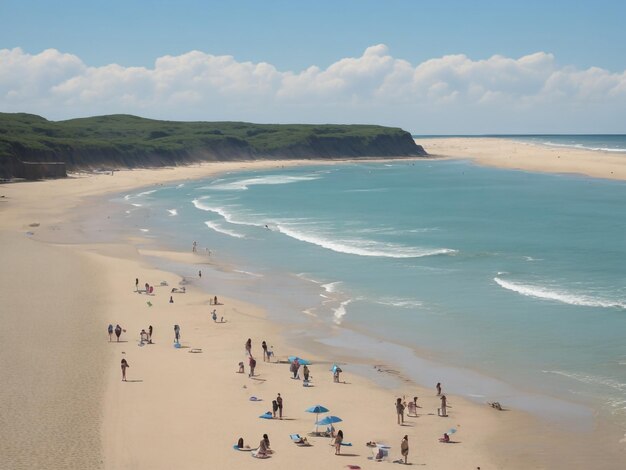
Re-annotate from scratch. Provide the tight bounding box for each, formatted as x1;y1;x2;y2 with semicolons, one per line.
116;158;626;430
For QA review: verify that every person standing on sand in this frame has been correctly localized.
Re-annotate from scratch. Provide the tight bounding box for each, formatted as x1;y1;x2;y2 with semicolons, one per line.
148;325;153;343
115;324;122;342
436;382;442;396
249;356;257;377
396;397;405;424
174;324;181;343
198;270;202;278
440;394;447;417
108;324;113;341
272;399;278;418
401;435;409;464
135;278;139;292
262;341;268;361
245;338;252;356
334;430;344;455
303;365;310;382
121;358;129;381
214;295;218;305
276;393;283;419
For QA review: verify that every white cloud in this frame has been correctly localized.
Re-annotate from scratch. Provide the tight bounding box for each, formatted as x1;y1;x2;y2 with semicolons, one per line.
1;45;625;132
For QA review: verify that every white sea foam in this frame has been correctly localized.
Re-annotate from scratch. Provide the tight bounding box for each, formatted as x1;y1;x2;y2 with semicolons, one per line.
204;221;245;239
523;256;542;262
136;189;157;197
167;209;178;216
139;228;149;232
333;299;352;325
176;183;185;188
494;277;626;309
322;281;342;293
192;198;257;227
375;298;423;308
276;224;456;259
131;203;142;207
543;141;626;153
543;370;626;392
209;174;320;191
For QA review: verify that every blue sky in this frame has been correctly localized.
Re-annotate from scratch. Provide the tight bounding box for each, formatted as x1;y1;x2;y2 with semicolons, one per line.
1;0;626;133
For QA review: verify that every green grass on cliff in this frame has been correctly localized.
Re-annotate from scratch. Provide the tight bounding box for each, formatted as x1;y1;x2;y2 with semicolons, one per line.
0;113;416;158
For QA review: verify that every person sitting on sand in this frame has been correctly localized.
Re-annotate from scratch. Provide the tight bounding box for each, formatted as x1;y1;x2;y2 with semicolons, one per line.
488;401;503;410
212;310;217;322
334;430;343;455
237;437;249;449
238;362;245;374
121;358;129;381
439;433;450;443
327;423;336;438
257;434;271;456
140;329;148;344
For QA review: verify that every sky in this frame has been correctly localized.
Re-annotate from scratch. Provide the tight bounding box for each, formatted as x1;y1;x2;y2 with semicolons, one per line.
1;0;625;134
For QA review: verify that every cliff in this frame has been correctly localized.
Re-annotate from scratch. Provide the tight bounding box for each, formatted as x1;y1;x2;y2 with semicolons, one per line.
0;113;426;180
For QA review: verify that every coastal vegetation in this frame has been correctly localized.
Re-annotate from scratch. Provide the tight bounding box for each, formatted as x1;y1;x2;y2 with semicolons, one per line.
0;113;425;179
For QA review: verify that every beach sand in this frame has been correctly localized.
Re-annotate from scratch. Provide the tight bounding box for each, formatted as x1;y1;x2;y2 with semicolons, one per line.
417;137;626;181
1;159;624;469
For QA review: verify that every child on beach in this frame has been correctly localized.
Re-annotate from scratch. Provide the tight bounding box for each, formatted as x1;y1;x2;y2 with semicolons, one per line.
121;358;129;381
249;356;257;377
276;393;283;419
396;397;405;424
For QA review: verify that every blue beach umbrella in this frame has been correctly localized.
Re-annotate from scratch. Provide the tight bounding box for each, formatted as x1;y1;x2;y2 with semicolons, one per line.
288;356;311;366
316;415;342;426
306;404;330;433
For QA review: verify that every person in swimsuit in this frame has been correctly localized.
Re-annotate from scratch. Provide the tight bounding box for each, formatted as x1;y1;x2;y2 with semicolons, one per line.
121;358;129;381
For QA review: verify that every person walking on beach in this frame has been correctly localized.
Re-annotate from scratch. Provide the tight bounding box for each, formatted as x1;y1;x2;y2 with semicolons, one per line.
272;399;278;418
262;341;268;361
291;358;300;379
198;270;202;278
249;356;257;377
401;435;409;464
436;382;442;396
245;338;252;356
148;325;153;343
135;278;139;292
303;364;310;382
115;324;122;342
334;430;344;455
108;324;113;341
439;394;448;417
174;324;181;344
276;393;283;419
396;397;405;424
121;358;129;381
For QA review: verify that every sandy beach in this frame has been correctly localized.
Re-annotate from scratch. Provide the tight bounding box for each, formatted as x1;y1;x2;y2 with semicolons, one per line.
1;158;624;469
417;137;626;181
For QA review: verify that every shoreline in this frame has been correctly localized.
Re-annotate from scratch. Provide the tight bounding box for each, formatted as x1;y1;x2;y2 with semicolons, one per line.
1;159;624;468
416;137;626;181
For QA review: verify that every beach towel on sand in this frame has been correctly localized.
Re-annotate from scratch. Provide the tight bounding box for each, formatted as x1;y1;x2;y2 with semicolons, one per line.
259;412;273;419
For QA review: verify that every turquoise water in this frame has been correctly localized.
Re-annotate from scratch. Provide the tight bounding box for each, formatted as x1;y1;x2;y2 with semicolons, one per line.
118;160;626;426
